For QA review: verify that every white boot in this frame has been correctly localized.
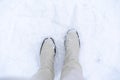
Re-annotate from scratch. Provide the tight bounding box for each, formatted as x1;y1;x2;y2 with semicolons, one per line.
32;38;56;80
61;29;84;80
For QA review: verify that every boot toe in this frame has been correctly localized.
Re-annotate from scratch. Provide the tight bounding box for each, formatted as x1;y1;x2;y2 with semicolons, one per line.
40;37;56;55
65;29;80;47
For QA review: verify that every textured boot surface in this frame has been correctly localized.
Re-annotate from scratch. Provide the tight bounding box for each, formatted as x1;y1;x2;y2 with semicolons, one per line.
32;38;56;80
61;29;83;80
64;29;80;63
40;38;56;71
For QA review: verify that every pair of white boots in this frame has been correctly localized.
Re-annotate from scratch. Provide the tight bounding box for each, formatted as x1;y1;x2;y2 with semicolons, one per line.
32;29;84;80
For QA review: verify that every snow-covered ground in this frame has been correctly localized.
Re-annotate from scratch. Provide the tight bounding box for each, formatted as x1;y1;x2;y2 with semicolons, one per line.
0;0;120;80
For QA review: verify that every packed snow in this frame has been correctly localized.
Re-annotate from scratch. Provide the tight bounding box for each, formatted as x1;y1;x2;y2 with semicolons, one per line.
0;0;120;80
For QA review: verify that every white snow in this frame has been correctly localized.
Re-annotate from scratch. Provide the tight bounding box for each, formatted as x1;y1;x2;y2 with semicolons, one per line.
0;0;120;80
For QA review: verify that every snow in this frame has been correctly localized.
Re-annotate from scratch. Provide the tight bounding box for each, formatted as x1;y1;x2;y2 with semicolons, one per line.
0;0;120;80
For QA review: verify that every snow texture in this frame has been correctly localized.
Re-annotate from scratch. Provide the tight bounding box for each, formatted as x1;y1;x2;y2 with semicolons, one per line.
0;0;120;80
